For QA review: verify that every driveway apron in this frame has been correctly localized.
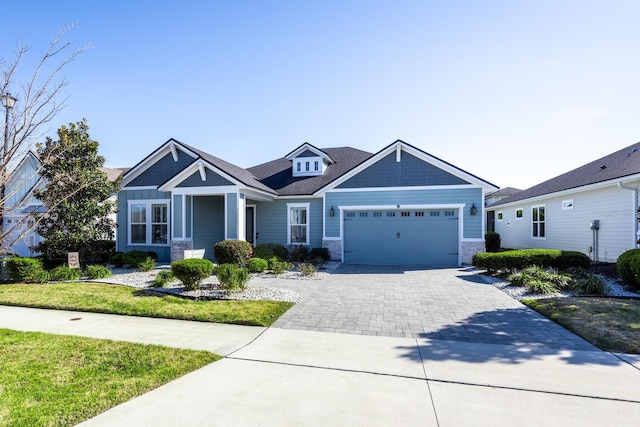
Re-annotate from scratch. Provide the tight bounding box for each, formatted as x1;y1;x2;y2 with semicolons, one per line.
254;264;595;351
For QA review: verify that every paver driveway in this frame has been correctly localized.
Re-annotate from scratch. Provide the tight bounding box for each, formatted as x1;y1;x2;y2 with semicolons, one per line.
253;264;595;351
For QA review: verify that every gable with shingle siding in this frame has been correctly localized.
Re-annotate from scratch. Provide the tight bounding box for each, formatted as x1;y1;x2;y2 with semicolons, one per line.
336;151;470;188
128;152;194;187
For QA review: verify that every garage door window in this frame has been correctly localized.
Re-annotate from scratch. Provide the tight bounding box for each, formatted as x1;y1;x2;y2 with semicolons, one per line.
287;203;310;245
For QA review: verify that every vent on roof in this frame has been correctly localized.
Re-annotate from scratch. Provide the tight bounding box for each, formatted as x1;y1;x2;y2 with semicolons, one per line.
600;165;607;170
630;147;639;157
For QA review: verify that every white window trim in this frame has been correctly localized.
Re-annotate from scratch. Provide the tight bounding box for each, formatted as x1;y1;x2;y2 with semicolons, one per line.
128;199;171;246
562;199;574;210
515;208;523;220
531;204;546;240
287;202;310;245
497;211;503;221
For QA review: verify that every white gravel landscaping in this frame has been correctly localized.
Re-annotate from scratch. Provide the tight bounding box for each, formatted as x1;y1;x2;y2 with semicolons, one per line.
90;262;341;303
477;270;640;300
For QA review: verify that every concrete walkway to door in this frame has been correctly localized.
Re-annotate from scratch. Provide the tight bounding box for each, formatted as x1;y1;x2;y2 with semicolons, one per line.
254;264;595;351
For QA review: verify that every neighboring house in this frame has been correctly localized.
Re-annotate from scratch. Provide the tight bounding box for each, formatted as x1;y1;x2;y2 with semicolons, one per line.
486;143;640;263
117;139;498;266
2;151;125;256
485;187;521;232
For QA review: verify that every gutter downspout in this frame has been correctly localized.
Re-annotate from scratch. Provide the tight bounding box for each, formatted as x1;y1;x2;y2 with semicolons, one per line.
618;181;639;249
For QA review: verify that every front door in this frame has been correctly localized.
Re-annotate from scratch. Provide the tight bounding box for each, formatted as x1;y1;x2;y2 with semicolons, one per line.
246;205;256;245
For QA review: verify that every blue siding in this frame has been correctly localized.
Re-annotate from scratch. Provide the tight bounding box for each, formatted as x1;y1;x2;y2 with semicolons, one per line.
193;196;224;260
173;195;183;238
226;193;238;239
252;198;323;248
297;150;317;158
325;188;483;239
185;196;192;238
116;189;171;261
128;151;194;186
337;152;469;188
177;169;233;187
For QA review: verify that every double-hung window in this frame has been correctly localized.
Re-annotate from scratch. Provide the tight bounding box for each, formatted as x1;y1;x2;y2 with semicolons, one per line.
129;200;170;245
532;205;546;238
287;203;310;245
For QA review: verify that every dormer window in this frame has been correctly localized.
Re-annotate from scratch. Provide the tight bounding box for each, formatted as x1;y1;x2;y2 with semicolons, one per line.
286;143;335;177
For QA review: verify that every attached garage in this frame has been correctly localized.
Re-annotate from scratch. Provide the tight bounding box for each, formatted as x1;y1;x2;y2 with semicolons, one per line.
343;208;460;266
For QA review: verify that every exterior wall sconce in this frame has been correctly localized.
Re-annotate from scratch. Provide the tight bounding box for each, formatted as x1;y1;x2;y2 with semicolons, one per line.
470;203;477;216
329;206;335;217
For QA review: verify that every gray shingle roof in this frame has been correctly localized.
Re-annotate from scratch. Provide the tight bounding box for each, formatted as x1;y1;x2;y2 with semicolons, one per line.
491;142;640;207
247;147;373;195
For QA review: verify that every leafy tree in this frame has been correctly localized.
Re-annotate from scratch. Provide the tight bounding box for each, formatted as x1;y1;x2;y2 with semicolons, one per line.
33;120;120;265
0;25;88;253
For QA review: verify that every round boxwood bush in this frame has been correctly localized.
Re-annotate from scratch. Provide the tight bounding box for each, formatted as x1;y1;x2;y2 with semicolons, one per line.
247;257;268;273
214;240;253;265
171;258;214;291
123;250;152;268
617;248;640;290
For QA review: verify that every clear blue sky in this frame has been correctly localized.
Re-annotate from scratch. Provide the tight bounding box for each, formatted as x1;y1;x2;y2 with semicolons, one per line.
2;0;639;189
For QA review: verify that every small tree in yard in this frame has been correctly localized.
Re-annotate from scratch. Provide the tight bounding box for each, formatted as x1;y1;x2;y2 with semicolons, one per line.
33;120;120;266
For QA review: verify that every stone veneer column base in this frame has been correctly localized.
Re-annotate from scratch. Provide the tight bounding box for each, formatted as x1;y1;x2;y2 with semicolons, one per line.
322;239;342;261
171;239;193;262
461;240;485;265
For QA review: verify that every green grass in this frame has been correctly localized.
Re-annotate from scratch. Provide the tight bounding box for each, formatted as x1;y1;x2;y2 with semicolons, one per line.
0;328;219;426
523;297;640;354
0;282;293;327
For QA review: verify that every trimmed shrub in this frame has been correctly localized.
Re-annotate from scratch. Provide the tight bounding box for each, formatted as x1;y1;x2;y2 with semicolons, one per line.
151;270;175;288
309;247;330;262
617;248;640;290
297;263;316;276
552;251;591;270
214;240;253;265
84;265;113;279
473;249;589;273
253;243;288;261
247;257;269;273
50;265;82;281
6;257;49;283
171;258;214;291
484;232;501;253
215;263;250;291
138;257;157;272
289;245;309;262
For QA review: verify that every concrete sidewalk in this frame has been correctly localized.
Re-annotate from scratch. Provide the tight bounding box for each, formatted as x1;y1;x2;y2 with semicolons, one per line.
1;306;640;426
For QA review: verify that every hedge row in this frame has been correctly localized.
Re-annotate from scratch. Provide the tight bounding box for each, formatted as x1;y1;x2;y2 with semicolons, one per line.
473;249;590;272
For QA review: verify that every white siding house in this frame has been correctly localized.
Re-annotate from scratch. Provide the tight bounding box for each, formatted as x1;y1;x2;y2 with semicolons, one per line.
487;143;640;263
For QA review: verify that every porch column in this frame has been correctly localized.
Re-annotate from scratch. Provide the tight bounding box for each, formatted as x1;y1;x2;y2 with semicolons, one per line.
224;192;247;241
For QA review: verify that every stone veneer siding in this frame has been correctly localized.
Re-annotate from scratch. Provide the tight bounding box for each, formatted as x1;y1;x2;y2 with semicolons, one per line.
322;239;342;261
171;239;193;262
461;240;485;265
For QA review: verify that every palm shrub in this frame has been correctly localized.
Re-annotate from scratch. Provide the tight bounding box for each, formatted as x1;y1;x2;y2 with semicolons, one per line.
49;265;82;281
215;263;250;291
151;270;175;288
84;264;113;279
565;267;606;295
6;257;49;283
247;257;268;273
507;266;571;294
214;240;253;265
171;258;214;291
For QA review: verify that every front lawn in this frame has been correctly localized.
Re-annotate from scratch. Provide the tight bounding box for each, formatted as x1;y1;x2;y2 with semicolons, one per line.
0;282;293;327
0;328;219;426
523;297;640;354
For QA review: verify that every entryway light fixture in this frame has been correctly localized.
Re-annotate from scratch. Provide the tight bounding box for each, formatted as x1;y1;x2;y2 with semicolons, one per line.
470;203;477;216
329;206;335;217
